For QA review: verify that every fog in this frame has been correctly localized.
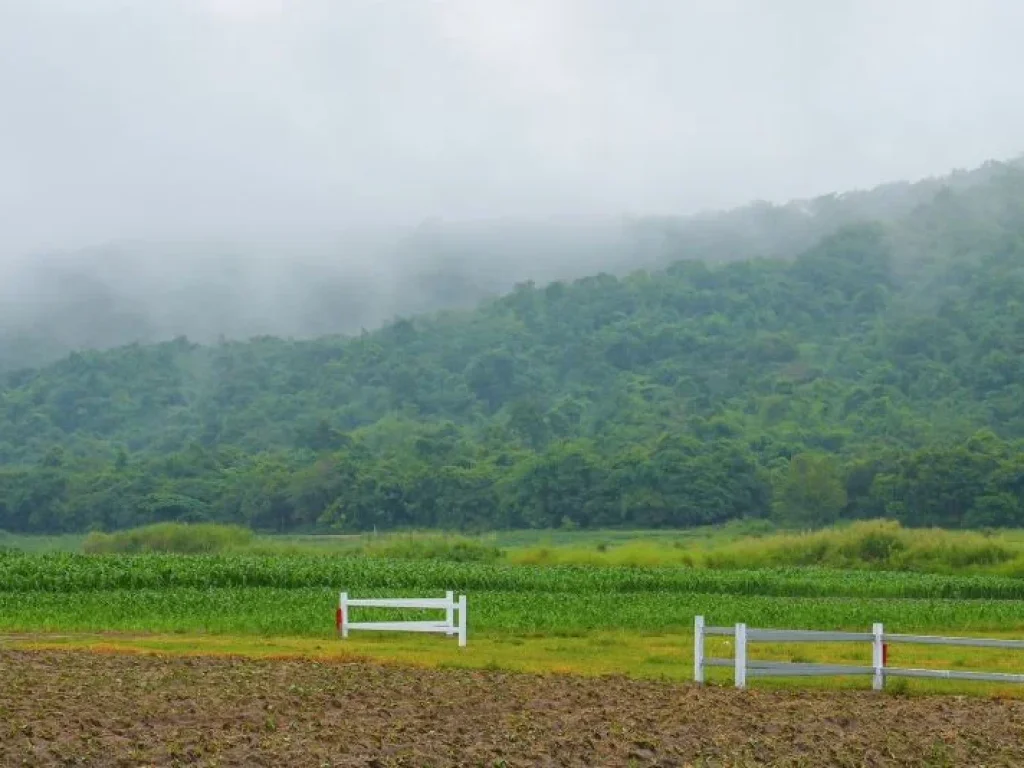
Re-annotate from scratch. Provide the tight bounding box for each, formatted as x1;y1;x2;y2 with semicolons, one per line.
2;0;1024;367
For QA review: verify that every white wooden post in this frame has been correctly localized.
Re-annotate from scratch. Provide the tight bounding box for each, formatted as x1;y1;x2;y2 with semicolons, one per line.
457;594;467;647
340;591;349;639
445;591;455;633
694;615;705;684
734;623;747;689
872;622;885;691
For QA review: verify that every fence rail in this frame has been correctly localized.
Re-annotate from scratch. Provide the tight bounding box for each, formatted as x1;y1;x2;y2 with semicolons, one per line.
339;591;467;647
694;615;1024;690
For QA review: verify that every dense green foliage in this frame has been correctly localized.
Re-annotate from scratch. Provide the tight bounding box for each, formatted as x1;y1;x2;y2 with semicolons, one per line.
3;161;1024;532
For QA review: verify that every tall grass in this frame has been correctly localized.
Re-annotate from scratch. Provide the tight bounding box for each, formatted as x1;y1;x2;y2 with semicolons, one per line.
26;519;1024;575
356;533;501;562
698;520;1022;574
239;531;502;561
83;523;254;554
0;531;85;554
81;523;501;562
492;518;776;549
506;520;1024;575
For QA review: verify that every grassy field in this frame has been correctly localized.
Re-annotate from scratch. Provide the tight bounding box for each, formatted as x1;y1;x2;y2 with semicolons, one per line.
6;584;1024;634
10;518;1024;575
4;521;1024;696
5;621;1024;699
0;530;86;553
6;549;1024;597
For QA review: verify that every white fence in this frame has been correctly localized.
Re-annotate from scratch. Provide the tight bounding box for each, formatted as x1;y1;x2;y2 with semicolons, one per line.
338;591;467;647
694;615;1024;690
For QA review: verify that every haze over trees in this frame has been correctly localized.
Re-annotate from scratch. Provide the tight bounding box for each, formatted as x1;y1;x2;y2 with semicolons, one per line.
6;1;1024;365
2;159;1024;534
1;157;1019;371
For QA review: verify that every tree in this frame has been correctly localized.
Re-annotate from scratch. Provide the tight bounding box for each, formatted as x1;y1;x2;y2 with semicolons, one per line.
773;453;847;527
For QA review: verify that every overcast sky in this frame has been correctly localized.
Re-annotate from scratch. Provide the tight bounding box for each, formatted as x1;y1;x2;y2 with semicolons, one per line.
2;0;1023;260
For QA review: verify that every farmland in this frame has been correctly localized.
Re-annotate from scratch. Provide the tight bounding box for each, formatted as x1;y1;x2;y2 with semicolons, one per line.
4;542;1024;690
6;53;1024;765
4;526;1024;764
4;649;1024;767
7;549;1024;633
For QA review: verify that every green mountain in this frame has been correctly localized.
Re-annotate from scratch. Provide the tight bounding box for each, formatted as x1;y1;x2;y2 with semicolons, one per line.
3;159;1024;534
3;157;1019;372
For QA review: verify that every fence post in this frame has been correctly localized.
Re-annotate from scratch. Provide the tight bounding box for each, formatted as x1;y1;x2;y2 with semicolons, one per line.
872;622;885;691
694;615;705;684
339;592;349;639
457;594;467;647
735;623;747;689
445;590;455;634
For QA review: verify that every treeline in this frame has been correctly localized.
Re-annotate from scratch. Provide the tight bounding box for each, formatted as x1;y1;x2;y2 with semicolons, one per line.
2;164;1024;533
1;427;1023;533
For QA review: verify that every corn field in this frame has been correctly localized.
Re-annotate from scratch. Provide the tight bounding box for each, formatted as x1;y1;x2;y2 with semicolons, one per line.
2;552;1024;636
3;551;1024;598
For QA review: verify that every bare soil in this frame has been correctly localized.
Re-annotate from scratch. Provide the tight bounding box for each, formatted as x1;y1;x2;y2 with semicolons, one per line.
1;649;1022;766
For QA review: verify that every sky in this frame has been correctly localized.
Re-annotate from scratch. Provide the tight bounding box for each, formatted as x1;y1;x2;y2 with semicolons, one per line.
2;0;1024;260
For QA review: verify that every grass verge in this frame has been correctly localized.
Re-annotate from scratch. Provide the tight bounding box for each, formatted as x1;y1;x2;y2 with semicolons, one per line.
4;628;1022;699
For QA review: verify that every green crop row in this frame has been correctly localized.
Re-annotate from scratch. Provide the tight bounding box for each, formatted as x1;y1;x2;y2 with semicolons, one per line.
2;588;1024;636
3;551;1024;600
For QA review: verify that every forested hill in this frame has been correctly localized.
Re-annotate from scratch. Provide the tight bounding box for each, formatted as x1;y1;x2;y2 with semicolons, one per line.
3;161;1024;534
2;157;1021;372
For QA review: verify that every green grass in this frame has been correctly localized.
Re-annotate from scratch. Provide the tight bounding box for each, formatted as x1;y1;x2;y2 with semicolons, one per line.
83;522;255;554
4;543;1024;695
0;531;85;554
4;587;1024;636
80;523;503;561
10;629;1023;699
6;551;1024;598
4;551;1024;636
490;518;777;548
696;520;1024;574
504;520;1024;575
12;520;1024;577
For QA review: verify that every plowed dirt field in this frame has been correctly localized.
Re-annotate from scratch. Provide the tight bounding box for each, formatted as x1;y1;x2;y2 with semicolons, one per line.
1;649;1022;766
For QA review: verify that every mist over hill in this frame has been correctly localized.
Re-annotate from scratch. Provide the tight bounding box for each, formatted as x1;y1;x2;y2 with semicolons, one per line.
6;1;1024;370
3;157;1021;371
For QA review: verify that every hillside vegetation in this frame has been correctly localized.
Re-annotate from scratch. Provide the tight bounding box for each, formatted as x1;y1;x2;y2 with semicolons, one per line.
63;520;1024;577
1;157;1019;372
3;161;1024;533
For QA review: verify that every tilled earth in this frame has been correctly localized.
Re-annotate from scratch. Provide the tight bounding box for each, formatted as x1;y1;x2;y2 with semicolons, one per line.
1;650;1023;766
